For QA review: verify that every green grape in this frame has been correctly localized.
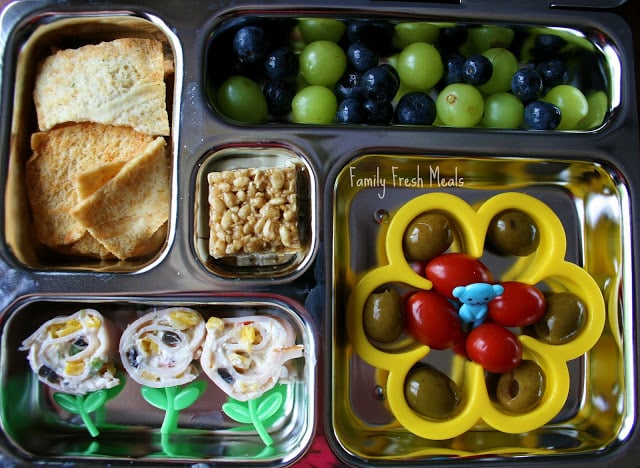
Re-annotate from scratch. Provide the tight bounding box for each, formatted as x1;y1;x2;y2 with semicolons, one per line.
542;84;588;130
578;91;608;130
296;73;311;91
392;22;440;48
481;92;524;128
386;52;400;69
436;83;484;127
460;26;514;55
299;40;347;87
291;85;337;124
397;42;443;91
479;48;518;95
298;18;346;43
216;76;267;123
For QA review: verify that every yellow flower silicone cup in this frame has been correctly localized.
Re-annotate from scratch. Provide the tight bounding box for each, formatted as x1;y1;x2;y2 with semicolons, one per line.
347;192;606;440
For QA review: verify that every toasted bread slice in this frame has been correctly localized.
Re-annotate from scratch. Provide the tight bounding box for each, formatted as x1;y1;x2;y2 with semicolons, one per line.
70;232;115;259
70;137;170;260
34;38;170;136
26;122;159;248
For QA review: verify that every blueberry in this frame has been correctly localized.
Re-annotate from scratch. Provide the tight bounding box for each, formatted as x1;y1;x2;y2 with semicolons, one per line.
347;41;379;73
335;98;366;124
233;25;271;64
531;33;567;59
537;58;567;88
395;92;436;125
263;80;296;115
264;46;298;81
363;99;393;125
462;55;492;86
346;20;394;53
442;53;466;85
335;71;363;101
523;101;561;130
380;63;399;87
437;26;468;53
359;66;399;102
511;68;543;102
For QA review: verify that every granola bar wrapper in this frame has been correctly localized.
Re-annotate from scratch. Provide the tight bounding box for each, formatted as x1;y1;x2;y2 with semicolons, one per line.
200;315;304;401
119;307;205;388
21;309;121;395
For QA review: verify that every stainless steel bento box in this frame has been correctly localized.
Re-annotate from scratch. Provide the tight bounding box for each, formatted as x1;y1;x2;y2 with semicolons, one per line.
0;0;638;466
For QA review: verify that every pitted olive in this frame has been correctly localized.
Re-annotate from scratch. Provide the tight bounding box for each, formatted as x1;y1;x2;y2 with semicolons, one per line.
487;210;540;256
533;292;586;344
363;288;404;343
495;360;545;413
404;365;460;419
402;212;453;262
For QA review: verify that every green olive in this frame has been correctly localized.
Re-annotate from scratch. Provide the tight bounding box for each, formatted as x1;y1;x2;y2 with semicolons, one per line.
487;210;540;256
404;365;460;419
495;360;545;413
533;292;586;344
363;288;404;343
402;212;453;262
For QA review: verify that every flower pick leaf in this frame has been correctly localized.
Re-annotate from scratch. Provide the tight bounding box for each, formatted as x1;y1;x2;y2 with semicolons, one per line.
256;392;284;422
141;386;168;410
174;380;206;411
83;390;108;413
222;401;253;424
53;393;80;413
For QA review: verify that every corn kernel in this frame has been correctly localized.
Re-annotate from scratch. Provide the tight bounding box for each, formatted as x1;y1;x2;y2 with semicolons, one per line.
229;351;251;369
49;319;82;338
169;309;200;329
141;370;157;381
240;325;256;347
64;361;85;376
84;314;102;328
206;316;224;332
239;381;259;392
139;336;159;355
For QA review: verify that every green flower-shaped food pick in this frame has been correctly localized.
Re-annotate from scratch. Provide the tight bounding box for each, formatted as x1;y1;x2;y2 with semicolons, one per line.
141;380;207;434
222;385;285;446
53;373;126;438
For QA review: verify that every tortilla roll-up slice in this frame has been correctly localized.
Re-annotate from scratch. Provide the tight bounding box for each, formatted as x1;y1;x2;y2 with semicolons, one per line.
120;308;205;388
21;309;121;395
201;315;304;401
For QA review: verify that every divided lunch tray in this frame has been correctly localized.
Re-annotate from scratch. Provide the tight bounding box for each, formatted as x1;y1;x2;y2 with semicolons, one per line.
0;0;639;466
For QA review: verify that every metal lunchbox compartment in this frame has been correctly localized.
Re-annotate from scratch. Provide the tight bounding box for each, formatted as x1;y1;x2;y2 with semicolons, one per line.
2;11;181;273
0;294;317;465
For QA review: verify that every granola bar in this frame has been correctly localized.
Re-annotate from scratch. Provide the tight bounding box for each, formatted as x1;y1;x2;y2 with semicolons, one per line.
207;166;300;258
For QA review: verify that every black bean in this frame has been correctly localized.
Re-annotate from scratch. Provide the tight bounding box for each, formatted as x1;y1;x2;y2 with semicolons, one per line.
69;336;88;356
161;331;181;346
72;337;88;348
38;365;60;384
217;368;234;384
126;347;140;368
